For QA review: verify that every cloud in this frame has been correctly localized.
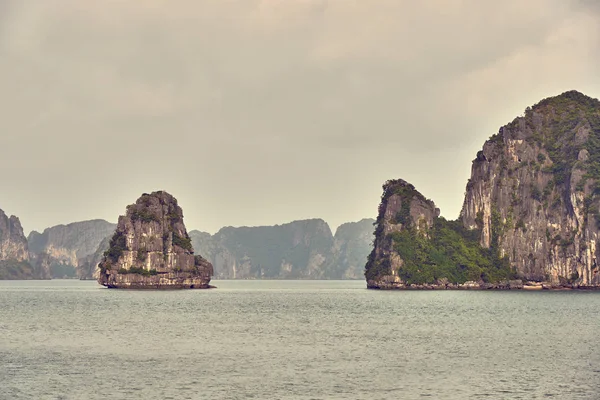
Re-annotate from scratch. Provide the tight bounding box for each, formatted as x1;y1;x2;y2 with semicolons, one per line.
0;1;598;233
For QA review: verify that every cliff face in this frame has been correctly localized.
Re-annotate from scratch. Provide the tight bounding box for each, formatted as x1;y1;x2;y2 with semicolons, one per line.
189;218;374;279
365;91;600;289
190;219;334;279
329;219;376;279
461;91;600;286
0;208;49;279
77;235;111;280
28;220;116;278
365;180;440;288
97;191;213;289
0;210;29;262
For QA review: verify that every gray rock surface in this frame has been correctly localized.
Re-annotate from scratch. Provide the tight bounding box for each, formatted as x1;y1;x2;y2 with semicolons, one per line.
0;208;49;279
0;209;29;262
460;91;600;286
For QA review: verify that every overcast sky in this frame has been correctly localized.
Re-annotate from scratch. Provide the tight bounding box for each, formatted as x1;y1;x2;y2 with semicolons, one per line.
1;1;599;234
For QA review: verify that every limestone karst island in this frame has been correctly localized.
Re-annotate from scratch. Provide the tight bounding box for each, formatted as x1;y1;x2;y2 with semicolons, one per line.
365;91;600;290
97;191;213;289
2;91;600;292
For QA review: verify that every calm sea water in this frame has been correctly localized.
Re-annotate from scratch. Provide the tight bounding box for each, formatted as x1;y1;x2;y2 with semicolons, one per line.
1;280;599;400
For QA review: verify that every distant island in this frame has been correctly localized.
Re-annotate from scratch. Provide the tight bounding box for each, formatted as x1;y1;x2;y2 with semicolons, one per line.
365;90;600;290
0;212;374;281
29;220;116;279
188;218;374;280
0;209;49;280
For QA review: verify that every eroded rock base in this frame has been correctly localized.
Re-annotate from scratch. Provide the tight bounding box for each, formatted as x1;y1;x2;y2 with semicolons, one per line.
100;271;212;289
367;278;600;290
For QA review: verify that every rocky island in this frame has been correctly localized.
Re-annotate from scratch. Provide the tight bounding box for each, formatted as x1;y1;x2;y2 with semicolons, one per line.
366;90;600;290
98;191;213;289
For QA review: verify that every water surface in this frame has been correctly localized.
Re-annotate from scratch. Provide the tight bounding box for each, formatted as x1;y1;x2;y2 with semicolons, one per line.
1;280;599;399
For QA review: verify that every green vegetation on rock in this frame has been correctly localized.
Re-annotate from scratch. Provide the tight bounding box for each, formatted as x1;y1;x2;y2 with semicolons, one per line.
130;208;160;223
367;217;515;285
526;91;600;188
172;232;193;252
365;180;516;285
367;91;600;288
103;231;127;263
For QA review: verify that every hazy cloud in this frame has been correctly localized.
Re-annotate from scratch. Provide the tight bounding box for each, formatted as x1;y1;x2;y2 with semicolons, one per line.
1;1;599;234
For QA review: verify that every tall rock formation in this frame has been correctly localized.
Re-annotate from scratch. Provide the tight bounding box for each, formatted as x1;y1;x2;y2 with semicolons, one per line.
97;191;213;289
0;208;49;279
365;180;441;288
28;220;116;278
365;90;600;289
461;90;600;286
0;210;29;262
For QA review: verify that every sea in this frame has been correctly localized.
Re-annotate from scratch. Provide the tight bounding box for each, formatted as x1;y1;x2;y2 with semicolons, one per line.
1;280;599;400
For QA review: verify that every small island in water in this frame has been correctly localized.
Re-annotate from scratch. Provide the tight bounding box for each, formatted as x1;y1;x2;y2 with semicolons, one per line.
98;191;213;289
365;90;600;290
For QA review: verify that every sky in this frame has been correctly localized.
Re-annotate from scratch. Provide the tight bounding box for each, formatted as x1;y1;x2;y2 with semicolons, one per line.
1;0;599;235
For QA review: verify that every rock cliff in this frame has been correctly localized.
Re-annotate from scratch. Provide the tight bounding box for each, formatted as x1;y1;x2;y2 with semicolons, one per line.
461;90;600;287
0;208;49;279
97;191;213;289
28;220;116;278
365;180;443;288
0;209;29;262
365;91;600;289
329;219;377;279
189;218;375;279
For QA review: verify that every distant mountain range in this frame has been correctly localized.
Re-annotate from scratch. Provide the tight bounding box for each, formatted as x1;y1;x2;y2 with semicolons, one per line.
0;213;374;280
28;220;117;278
189;218;375;279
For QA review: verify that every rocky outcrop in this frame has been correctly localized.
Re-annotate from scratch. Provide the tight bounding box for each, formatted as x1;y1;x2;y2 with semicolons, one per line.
366;90;600;290
0;210;29;262
0;208;49;279
97;191;213;289
365;180;440;289
461;91;600;287
189;218;374;279
28;220;116;278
